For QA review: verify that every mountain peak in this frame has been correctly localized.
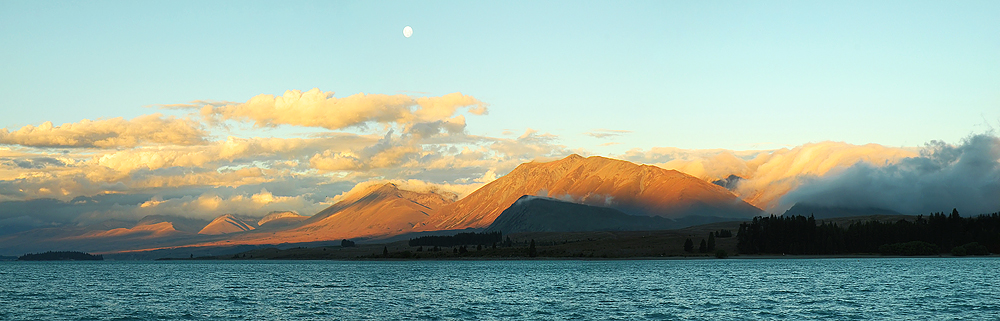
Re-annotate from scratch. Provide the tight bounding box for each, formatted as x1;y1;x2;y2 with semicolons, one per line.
373;182;400;193
198;214;257;235
257;211;306;226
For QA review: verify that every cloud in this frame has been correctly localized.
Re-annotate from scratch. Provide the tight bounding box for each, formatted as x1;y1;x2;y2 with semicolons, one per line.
189;88;487;131
781;134;1000;215
623;146;764;165
1;157;69;169
407;115;467;138
308;130;422;172
585;129;632;139
0;114;206;148
486;130;572;166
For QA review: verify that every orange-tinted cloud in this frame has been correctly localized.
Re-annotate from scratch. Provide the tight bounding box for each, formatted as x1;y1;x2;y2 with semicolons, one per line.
0;114;206;148
624;142;918;212
191;89;487;131
782;135;1000;215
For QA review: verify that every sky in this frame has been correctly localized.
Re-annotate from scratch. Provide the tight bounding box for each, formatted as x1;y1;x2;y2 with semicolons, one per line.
0;1;998;228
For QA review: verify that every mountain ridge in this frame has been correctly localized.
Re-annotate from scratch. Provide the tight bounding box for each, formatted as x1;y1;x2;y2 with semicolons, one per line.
422;154;762;231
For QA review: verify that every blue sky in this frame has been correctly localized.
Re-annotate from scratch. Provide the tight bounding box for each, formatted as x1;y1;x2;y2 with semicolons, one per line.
3;1;998;152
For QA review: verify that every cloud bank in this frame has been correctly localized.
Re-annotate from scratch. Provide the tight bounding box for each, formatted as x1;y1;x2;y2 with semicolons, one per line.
624;142;918;212
782;134;1000;215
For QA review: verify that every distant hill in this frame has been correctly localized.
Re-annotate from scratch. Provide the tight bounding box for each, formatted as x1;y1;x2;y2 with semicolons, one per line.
782;203;902;219
484;196;681;234
423;154;761;231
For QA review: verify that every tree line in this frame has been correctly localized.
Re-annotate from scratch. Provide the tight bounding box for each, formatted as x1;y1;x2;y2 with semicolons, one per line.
408;231;504;247
737;209;1000;255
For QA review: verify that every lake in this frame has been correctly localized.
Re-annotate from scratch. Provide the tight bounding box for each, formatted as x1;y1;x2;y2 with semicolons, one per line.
1;258;997;320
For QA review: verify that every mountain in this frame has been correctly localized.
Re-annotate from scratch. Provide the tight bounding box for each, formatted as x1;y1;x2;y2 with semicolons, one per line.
198;214;258;235
484;196;681;234
191;183;459;246
782;203;903;219
136;215;210;233
78;222;181;239
423;154;761;230
257;211;307;226
292;183;456;239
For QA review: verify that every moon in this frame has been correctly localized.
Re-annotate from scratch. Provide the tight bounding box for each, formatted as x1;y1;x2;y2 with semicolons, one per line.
403;26;413;38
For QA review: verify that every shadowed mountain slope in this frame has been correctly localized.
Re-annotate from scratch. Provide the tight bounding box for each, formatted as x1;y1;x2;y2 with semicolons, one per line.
484;196;681;234
423;154;761;231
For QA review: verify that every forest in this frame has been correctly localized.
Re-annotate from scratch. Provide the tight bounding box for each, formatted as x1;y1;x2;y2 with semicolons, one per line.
737;209;1000;255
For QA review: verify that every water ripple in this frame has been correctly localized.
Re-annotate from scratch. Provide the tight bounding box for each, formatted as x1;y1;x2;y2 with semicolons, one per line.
1;258;998;320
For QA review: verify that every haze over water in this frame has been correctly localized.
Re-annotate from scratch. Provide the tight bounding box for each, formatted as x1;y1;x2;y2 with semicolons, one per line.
3;258;997;320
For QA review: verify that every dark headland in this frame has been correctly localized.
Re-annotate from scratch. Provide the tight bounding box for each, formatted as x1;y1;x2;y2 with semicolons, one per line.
18;251;104;261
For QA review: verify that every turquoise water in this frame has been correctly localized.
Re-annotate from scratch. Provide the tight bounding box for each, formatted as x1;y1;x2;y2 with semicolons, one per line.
1;258;997;320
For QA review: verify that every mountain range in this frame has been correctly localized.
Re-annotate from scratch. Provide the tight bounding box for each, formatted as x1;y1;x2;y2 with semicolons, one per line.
0;154;856;256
